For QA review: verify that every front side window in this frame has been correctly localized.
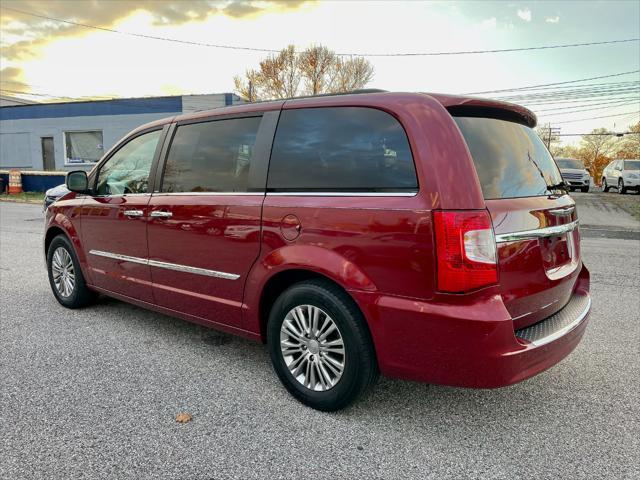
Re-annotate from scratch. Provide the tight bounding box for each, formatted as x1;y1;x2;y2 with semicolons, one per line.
267;107;417;192
454;116;563;199
161;117;262;193
95;130;161;195
65;131;104;164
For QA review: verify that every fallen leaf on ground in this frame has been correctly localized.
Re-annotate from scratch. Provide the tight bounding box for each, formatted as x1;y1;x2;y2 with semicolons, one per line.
175;413;192;423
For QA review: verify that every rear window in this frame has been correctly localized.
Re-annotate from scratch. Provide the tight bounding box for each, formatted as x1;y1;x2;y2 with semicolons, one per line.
267;107;417;192
454;116;563;199
556;158;585;170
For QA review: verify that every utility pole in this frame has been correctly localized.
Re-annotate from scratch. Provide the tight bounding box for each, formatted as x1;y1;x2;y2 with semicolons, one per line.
546;126;561;151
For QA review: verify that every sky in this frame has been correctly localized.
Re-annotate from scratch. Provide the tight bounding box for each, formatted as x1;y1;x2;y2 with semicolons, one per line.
1;0;639;144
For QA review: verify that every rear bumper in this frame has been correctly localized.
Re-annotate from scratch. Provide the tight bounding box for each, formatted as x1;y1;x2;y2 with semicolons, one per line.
351;263;590;388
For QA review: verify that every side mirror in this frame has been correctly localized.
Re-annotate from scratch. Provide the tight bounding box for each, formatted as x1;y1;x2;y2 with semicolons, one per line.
66;170;89;193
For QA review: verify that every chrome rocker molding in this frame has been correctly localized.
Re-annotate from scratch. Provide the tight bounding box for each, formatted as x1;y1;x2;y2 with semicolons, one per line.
89;250;240;280
495;220;579;243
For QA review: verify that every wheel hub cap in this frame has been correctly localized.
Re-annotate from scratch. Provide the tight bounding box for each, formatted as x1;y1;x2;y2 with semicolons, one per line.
51;247;75;298
279;305;346;392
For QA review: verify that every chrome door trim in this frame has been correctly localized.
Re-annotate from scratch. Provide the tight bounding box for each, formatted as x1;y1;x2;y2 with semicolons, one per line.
89;250;148;266
495;220;579;243
265;191;418;197
147;259;239;280
88;250;240;280
151;192;264;196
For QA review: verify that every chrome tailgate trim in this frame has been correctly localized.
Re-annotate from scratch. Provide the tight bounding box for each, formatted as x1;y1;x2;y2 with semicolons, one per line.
496;220;579;243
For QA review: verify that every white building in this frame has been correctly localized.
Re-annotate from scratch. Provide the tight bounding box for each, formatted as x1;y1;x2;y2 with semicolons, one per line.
0;93;243;171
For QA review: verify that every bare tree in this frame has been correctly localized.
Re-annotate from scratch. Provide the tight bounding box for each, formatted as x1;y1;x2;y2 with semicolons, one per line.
329;57;375;94
298;45;336;95
234;44;375;101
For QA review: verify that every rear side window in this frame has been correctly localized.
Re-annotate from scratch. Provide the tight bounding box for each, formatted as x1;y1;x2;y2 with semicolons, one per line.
454;116;563;199
162;116;261;193
624;160;640;170
268;107;417;192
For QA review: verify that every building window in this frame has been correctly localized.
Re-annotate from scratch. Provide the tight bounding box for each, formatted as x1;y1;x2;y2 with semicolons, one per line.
64;131;104;164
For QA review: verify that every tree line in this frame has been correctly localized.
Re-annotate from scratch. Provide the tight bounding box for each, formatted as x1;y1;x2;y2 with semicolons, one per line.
537;122;640;182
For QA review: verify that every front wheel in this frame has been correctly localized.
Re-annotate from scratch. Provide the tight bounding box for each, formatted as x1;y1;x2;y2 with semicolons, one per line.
267;279;378;411
618;179;627;194
47;235;96;308
602;178;609;192
581;186;589;193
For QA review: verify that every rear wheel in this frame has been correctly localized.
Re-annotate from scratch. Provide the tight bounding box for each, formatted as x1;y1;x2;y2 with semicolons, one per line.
618;179;627;194
267;279;378;411
47;235;96;308
602;178;609;192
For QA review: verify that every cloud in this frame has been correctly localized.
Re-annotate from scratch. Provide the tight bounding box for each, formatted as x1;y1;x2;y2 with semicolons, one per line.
0;66;26;87
545;16;560;23
517;8;532;22
0;1;312;61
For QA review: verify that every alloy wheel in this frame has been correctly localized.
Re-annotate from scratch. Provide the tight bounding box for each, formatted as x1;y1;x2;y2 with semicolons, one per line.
51;246;75;297
279;305;346;392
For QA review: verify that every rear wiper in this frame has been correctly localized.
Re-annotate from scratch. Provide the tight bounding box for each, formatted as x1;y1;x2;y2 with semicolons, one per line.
546;181;569;192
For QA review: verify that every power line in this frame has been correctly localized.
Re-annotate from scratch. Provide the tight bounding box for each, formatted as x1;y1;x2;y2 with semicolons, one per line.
556;132;639;136
534;97;640;112
554;111;640;124
3;6;640;57
536;100;640;117
465;70;640;95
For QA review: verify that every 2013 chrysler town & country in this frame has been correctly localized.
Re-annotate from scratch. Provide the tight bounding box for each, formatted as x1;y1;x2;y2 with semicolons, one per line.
45;91;591;411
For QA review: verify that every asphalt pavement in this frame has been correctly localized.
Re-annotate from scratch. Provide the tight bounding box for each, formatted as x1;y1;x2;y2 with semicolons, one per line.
1;201;639;480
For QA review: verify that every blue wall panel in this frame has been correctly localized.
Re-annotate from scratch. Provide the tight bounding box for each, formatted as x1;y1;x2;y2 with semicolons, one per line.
1;96;182;120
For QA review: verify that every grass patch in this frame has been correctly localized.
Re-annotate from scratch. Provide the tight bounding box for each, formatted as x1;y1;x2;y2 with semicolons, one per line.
0;191;45;204
605;193;640;221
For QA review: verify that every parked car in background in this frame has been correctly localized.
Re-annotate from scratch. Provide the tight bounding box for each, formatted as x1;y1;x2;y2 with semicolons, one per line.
44;91;590;411
602;159;640;194
43;184;70;210
555;158;591;192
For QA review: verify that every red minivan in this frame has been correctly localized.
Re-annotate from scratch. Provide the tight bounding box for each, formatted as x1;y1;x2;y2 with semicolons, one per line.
46;91;590;411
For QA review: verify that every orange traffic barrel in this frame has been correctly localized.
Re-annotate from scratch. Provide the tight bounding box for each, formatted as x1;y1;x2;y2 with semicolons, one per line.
8;169;22;194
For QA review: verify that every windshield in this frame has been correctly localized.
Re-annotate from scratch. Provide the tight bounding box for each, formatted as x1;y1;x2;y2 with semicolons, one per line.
454;116;564;199
624;160;640;170
556;158;585;170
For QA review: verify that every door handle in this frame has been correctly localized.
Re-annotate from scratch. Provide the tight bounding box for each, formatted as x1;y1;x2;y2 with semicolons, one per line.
123;209;144;218
150;210;173;219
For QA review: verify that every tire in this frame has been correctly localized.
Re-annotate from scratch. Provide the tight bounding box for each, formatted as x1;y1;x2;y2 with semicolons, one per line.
267;279;379;411
47;234;96;308
618;179;627;194
602;178;609;192
581;186;589;193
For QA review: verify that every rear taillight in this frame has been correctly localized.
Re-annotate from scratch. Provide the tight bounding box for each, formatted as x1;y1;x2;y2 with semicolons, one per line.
433;210;498;293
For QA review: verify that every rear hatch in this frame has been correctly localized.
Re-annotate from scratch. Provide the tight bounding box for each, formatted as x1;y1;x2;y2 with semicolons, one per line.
453;114;581;329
